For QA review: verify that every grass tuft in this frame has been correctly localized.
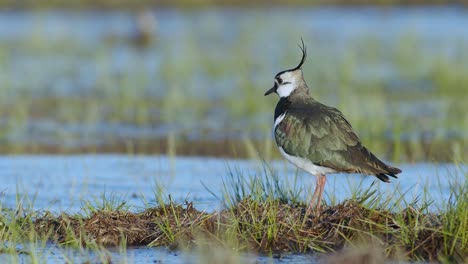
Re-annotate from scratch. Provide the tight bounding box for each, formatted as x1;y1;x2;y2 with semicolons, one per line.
0;165;466;262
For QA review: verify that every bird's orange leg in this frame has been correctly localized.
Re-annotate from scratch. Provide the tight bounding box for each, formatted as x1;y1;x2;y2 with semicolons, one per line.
316;174;326;213
307;185;320;215
306;174;327;216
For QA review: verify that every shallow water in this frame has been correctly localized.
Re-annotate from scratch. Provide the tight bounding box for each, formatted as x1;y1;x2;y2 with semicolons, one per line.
0;155;465;263
0;242;321;264
1;155;465;213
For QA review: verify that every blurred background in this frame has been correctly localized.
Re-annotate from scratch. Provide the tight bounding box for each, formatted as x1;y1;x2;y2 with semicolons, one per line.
0;1;466;163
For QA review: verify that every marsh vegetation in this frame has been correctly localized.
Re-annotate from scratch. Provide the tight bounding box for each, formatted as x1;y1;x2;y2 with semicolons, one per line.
1;165;467;263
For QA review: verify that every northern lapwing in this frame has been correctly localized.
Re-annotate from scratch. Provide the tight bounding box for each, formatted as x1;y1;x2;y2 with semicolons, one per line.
264;40;401;215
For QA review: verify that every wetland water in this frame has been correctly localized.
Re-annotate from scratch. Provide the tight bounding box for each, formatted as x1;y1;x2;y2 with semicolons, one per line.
0;155;466;263
1;155;465;213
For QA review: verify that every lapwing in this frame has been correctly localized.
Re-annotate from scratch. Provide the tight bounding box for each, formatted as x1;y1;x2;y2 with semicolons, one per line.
264;40;401;215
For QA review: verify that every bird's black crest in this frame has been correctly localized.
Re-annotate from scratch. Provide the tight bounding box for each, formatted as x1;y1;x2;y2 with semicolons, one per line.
275;38;308;77
291;38;307;71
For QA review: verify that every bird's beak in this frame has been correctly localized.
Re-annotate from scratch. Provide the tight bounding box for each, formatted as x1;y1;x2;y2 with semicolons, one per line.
264;84;277;96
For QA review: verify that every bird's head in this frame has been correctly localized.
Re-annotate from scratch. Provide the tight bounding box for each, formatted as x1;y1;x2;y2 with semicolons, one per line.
264;40;308;98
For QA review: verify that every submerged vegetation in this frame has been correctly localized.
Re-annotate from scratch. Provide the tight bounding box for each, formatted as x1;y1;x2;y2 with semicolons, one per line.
1;166;467;263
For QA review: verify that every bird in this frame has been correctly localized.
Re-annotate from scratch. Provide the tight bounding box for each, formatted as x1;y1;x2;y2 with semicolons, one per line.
264;40;402;215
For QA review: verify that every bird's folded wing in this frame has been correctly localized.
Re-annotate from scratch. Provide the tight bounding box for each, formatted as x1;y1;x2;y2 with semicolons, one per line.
274;104;387;174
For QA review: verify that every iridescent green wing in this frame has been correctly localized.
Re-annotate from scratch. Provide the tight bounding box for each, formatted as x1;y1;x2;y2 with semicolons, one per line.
274;102;380;173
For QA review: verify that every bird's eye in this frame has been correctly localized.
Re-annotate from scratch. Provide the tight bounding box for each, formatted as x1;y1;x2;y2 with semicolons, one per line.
276;77;283;84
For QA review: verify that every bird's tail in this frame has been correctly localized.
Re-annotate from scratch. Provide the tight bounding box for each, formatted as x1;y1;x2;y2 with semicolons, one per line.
375;165;401;183
362;146;402;183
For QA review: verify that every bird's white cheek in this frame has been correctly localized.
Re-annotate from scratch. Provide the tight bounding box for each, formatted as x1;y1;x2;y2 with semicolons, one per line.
277;83;295;97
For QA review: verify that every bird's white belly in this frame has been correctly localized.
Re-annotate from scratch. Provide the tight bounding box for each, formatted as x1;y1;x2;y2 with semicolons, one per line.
278;146;336;175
